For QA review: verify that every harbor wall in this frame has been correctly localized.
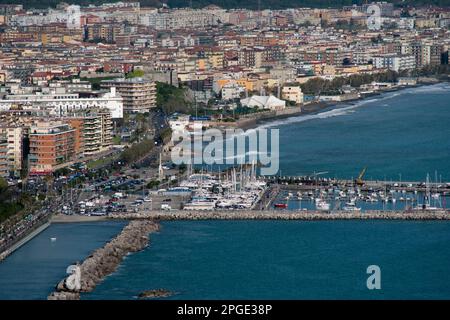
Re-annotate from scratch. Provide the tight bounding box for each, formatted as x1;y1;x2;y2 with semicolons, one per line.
108;210;450;221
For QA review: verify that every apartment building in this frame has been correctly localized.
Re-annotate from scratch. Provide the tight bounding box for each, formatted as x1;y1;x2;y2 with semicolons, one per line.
282;86;304;104
66;110;112;157
410;42;444;68
147;9;217;30
0;126;24;176
238;48;264;68
0;135;8;178
0;87;123;119
101;78;156;113
372;54;416;72
28;122;76;175
85;24;122;43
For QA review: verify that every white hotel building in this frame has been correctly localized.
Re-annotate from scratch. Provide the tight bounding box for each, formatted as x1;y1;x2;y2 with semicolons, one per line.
0;88;123;119
372;53;416;72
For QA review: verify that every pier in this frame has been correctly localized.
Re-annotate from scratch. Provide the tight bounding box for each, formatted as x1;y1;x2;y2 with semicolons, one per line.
262;176;450;194
108;209;450;221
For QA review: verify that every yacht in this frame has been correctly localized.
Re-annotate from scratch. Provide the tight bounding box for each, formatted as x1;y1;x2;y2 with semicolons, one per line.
315;198;330;211
343;199;361;211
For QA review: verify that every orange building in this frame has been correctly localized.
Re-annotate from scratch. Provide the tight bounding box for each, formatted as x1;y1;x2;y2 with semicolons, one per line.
28;122;76;175
66;118;85;156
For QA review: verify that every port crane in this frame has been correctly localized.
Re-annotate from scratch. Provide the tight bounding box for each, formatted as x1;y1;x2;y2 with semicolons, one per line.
355;167;367;186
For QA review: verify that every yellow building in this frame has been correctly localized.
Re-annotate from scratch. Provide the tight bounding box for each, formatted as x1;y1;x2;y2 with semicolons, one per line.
207;52;224;69
236;78;260;92
282;86;304;104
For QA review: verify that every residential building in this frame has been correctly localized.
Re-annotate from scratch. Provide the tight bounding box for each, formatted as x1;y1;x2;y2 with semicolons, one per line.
0;88;123;119
372;54;416;72
0;126;24;176
101;78;156;113
0;135;8;178
282;86;304;104
28;122;76;175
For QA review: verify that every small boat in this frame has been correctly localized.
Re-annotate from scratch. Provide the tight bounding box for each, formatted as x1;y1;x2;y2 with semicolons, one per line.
432;193;440;200
50;237;57;242
274;203;288;208
315;199;330;211
343;199;361;211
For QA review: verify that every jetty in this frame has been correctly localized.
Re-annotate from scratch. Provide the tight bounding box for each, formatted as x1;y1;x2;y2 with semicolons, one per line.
108;209;450;221
48;220;159;300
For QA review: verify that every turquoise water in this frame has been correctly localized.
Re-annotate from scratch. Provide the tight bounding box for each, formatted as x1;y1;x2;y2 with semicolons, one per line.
0;221;126;300
84;220;450;300
266;83;450;181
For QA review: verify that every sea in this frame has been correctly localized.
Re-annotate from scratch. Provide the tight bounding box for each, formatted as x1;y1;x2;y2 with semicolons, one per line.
1;83;450;300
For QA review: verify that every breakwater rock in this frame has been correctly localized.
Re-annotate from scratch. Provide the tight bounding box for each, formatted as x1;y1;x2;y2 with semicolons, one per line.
48;220;159;300
138;289;174;299
109;210;450;221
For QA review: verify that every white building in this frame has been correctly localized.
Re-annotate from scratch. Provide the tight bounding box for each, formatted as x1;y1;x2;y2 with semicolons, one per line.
282;86;304;104
0;126;23;176
0;87;123;118
169;114;190;133
221;83;244;100
147;9;219;30
240;95;286;110
372;54;416;72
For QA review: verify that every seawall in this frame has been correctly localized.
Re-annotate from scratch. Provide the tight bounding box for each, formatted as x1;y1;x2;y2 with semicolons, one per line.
108;210;450;221
0;221;51;262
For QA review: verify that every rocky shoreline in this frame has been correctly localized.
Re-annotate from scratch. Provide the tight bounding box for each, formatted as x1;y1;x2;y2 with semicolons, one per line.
48;220;160;300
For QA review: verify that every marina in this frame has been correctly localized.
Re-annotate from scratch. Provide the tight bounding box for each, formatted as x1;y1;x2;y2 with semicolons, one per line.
267;173;449;212
179;163;267;211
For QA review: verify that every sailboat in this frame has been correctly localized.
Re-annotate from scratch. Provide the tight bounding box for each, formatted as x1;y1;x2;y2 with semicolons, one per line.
414;174;439;211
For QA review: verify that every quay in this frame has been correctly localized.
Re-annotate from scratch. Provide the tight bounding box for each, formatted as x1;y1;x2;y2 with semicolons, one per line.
0;220;51;262
108;209;450;221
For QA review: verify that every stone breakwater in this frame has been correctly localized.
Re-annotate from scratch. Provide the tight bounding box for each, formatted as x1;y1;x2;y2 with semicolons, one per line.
47;220;160;300
109;210;450;221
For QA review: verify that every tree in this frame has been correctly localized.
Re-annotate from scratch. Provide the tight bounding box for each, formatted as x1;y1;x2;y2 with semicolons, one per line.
0;177;8;193
126;69;145;79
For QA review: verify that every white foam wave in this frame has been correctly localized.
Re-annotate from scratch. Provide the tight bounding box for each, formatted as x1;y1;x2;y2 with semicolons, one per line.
256;84;448;129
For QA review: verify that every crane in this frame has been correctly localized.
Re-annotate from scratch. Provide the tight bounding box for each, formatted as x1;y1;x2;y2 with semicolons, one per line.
355;167;367;186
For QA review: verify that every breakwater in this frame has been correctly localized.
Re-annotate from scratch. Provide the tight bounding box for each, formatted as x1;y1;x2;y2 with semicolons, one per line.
47;220;159;300
109;210;450;221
